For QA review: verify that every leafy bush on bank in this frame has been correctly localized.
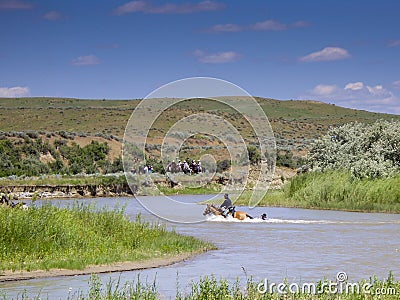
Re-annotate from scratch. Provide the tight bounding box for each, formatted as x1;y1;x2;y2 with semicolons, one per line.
308;120;400;178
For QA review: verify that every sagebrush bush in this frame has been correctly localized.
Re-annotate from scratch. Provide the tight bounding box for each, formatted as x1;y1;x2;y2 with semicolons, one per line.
307;120;400;178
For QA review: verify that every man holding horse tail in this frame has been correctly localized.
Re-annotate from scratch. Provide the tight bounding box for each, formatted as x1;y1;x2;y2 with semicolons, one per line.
220;194;235;217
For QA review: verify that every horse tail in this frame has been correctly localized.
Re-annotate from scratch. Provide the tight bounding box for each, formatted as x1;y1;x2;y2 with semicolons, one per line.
246;214;254;219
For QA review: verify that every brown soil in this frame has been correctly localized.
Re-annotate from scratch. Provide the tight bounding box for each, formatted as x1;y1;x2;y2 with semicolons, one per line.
0;251;203;282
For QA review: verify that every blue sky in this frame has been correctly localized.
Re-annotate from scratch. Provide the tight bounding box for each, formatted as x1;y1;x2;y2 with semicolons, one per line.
1;0;400;114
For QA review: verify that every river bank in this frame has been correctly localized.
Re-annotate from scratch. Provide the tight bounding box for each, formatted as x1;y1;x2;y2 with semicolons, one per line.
0;204;215;281
0;251;203;282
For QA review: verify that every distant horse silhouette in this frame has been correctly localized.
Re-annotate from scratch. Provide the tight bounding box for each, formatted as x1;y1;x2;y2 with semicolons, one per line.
203;203;253;221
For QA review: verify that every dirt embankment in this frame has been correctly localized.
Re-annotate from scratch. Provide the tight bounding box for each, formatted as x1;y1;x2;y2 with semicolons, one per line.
2;183;133;199
0;251;206;282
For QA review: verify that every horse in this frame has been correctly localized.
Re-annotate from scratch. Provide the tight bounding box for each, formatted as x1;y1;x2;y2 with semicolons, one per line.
203;203;253;221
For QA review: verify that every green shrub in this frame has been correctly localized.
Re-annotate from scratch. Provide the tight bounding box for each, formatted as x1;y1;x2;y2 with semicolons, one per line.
308;120;400;178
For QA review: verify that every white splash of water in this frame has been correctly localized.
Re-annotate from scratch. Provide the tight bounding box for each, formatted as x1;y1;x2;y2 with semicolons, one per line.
205;215;266;223
205;215;400;225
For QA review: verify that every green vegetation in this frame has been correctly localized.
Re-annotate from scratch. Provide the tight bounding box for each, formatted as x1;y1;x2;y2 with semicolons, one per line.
236;120;399;213
247;145;261;165
0;204;214;272
3;272;398;299
276;148;306;168
234;171;400;213
0;136;122;177
284;170;400;212
157;183;222;195
233;190;288;208
177;273;399;300
308;120;400;178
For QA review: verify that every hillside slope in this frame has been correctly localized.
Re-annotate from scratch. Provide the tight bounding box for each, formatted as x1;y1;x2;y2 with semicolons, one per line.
1;97;399;162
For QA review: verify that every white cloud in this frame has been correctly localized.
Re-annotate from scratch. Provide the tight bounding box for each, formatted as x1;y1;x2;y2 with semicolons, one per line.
204;19;309;33
303;81;400;114
112;0;224;15
300;47;351;62
0;86;30;97
0;0;33;10
366;85;383;95
292;20;310;28
344;82;364;91
388;40;400;47
193;50;240;63
312;84;339;96
112;1;146;15
71;55;100;66
392;80;400;89
43;11;64;21
251;20;287;31
207;23;243;33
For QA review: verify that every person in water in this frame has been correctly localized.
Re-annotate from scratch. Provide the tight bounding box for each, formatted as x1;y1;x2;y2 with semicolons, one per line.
220;194;235;217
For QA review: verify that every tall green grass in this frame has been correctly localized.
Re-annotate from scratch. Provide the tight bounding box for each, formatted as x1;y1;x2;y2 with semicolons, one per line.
285;171;400;212
178;273;399;299
2;273;398;299
0;204;214;272
157;183;221;196
233;171;400;213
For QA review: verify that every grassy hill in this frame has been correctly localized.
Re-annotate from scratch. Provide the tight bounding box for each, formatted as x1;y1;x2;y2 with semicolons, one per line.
1;96;399;165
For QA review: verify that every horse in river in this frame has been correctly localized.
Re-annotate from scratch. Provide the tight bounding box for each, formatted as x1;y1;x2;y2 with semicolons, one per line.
203;203;253;221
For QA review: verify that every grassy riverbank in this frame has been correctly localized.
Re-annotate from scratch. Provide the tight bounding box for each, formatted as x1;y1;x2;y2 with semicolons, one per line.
234;171;400;213
157;183;221;195
0;204;214;272
4;272;398;299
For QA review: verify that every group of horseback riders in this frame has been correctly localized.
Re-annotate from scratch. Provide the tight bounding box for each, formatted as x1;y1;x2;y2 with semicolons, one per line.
166;159;203;174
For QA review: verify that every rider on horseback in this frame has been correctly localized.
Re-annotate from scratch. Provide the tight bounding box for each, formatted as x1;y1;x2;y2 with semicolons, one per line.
220;194;235;217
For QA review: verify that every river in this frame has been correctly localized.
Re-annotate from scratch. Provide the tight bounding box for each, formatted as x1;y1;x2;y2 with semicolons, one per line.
1;194;400;299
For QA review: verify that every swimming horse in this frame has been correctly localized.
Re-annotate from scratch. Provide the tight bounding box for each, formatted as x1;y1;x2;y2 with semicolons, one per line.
203;203;253;221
